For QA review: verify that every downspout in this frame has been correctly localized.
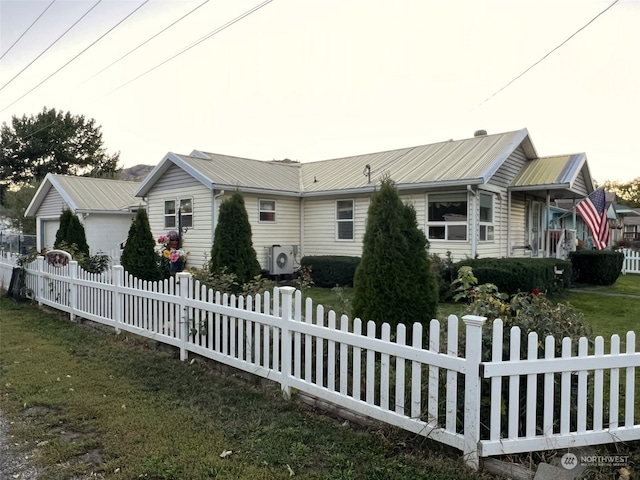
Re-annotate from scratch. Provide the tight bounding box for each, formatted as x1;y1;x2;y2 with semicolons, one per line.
545;190;551;258
468;185;477;258
507;190;512;257
299;197;305;260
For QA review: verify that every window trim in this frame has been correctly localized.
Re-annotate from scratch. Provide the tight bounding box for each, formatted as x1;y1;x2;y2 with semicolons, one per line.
336;199;355;241
426;192;469;242
258;198;277;223
479;193;495;242
163;197;194;229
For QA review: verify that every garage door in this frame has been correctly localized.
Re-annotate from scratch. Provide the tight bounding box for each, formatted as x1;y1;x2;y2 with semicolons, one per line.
42;220;59;250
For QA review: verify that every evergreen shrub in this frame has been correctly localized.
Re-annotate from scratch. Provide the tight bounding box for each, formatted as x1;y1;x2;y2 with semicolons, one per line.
299;256;360;287
570;250;624;285
120;208;163;281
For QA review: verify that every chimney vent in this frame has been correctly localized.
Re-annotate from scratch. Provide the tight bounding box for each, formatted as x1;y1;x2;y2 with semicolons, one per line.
474;129;487;137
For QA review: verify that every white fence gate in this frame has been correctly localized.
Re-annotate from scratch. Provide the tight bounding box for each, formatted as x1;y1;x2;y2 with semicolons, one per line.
1;252;639;469
622;248;640;274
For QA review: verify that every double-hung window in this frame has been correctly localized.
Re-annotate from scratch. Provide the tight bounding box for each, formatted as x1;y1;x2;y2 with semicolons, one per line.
427;193;468;241
164;198;193;228
479;193;494;241
259;199;276;222
336;200;354;240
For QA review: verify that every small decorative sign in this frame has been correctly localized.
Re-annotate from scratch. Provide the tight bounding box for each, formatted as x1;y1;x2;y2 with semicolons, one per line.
45;249;72;268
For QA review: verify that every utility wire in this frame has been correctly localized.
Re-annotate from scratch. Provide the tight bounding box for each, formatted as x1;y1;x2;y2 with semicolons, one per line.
479;0;620;106
1;0;151;113
83;0;210;84
0;0;56;61
0;0;101;92
108;0;273;95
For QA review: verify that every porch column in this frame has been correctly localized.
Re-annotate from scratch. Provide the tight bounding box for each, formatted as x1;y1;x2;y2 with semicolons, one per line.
507;190;512;257
545;190;551;258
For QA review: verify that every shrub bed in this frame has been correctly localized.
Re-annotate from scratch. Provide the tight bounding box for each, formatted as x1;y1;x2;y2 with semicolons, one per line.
570;250;624;285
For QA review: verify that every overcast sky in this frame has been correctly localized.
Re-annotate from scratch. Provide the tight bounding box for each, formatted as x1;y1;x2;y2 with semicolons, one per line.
1;0;638;183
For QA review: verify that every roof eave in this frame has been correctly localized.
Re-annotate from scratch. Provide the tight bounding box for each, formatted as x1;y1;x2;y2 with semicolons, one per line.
134;152;214;197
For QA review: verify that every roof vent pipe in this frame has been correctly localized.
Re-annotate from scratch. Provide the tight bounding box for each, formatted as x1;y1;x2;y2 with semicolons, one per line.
474;130;487;137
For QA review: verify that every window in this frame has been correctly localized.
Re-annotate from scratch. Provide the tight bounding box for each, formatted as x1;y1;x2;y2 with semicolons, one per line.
164;198;193;229
259;199;276;222
427;193;467;241
336;200;354;240
164;200;176;228
179;198;193;228
479;193;494;241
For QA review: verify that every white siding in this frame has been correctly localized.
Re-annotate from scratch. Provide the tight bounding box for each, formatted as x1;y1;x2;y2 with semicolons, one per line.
35;188;68;251
242;193;301;270
507;194;528;258
146;164;213;269
85;214;135;255
303;195;369;258
489;147;528;188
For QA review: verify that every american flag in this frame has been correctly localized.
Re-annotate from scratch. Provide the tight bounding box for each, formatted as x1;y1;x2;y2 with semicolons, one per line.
576;188;610;250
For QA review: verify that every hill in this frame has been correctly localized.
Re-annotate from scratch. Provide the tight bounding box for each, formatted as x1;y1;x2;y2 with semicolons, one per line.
119;164;154;182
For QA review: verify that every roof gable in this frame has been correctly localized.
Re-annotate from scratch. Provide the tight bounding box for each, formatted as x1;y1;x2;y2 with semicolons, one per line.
26;174;141;217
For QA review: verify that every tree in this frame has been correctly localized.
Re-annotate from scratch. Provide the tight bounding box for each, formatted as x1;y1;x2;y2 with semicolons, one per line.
65;213;90;255
120;208;163;281
0;107;120;186
54;209;74;249
210;192;261;285
600;178;640;208
352;176;438;329
0;182;37;235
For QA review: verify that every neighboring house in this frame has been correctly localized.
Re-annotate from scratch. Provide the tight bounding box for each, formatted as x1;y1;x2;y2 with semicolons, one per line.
26;174;142;256
135;128;596;272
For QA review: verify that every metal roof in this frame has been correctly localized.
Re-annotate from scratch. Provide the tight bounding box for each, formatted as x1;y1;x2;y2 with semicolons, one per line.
136;129;537;198
509;153;594;198
26;174;141;217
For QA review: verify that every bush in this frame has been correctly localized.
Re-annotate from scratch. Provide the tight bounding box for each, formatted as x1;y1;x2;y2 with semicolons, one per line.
300;256;360;288
430;252;456;302
353;176;438;328
453;257;572;294
210;192;261;287
54;210;89;256
570;250;624;285
121;209;164;281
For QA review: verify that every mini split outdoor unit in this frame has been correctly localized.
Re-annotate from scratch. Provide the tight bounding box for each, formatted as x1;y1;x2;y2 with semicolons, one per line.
269;245;295;275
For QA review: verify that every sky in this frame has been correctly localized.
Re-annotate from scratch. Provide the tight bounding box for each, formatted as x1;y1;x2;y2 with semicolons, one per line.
0;0;639;184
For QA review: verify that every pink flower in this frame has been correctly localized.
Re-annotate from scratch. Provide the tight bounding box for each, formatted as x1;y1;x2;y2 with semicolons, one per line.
169;251;181;263
157;234;168;244
532;288;540;296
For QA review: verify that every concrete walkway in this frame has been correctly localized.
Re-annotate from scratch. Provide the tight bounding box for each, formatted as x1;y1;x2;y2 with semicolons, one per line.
568;288;640;299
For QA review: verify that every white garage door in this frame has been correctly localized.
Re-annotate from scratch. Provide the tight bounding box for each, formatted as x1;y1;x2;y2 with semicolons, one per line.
42;220;59;250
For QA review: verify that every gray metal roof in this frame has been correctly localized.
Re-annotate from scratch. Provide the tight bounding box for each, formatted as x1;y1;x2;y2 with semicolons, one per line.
136;129;537;198
26;174;141;217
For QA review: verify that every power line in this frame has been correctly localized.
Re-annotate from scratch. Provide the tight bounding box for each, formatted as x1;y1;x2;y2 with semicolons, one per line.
0;0;57;61
479;0;620;106
1;0;151;113
108;0;273;95
83;0;210;84
0;0;101;92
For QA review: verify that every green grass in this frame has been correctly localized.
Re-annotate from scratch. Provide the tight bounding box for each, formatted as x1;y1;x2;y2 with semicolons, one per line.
0;297;492;480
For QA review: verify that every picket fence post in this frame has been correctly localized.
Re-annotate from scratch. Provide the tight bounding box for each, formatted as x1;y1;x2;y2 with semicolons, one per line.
69;260;78;322
462;314;487;470
112;265;124;334
36;256;44;305
177;272;192;361
279;286;296;399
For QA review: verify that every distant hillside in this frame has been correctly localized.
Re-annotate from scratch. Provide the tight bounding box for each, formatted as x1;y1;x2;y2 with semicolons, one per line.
119;164;154;182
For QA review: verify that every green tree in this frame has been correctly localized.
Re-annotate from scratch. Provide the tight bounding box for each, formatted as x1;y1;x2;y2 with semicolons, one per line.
65;213;89;256
0;107;120;186
0;182;38;234
353;176;438;329
54;209;74;249
121;209;163;281
210;192;261;286
600;178;640;207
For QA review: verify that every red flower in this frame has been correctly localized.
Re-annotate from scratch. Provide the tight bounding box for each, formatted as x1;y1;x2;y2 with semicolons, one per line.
532;288;540;296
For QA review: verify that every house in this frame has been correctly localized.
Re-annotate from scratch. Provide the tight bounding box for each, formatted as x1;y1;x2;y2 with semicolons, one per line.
135;128;597;272
26;174;142;256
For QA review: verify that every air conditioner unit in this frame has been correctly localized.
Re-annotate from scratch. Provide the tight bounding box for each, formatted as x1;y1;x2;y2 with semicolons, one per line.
270;245;294;275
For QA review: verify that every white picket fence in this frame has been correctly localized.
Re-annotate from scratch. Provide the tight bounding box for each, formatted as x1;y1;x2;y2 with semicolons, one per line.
1;253;639;469
622;248;640;274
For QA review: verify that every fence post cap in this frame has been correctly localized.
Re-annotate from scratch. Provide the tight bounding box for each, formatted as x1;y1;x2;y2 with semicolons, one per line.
462;314;487;326
280;286;296;295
